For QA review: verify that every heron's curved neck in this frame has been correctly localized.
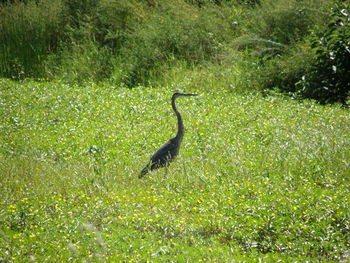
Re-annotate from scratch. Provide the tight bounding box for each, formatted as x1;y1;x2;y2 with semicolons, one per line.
172;97;184;141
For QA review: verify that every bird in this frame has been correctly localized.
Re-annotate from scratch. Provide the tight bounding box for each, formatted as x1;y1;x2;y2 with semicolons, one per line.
139;92;198;178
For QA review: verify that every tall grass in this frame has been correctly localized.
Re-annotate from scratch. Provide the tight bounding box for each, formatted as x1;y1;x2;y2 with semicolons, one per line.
0;0;347;103
0;0;339;94
0;0;63;79
113;3;230;86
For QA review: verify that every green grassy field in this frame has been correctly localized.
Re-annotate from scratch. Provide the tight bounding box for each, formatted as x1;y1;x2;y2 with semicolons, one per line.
0;79;349;262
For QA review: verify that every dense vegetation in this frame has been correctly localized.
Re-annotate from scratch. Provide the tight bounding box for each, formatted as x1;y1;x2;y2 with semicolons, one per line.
0;0;349;103
0;0;349;261
0;80;349;261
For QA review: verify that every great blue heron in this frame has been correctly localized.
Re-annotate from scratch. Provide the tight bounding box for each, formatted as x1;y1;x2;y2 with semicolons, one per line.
139;92;198;178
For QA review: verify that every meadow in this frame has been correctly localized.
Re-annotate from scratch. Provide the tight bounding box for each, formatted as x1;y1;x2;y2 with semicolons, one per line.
0;79;349;262
1;0;349;261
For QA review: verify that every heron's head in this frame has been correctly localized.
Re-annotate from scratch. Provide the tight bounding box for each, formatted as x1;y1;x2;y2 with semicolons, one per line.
172;92;198;99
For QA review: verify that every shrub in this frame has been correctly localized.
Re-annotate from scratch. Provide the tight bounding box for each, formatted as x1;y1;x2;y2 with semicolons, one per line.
235;0;350;105
234;0;332;57
242;45;313;95
296;3;350;104
93;0;146;50
255;6;316;45
48;40;114;84
114;4;227;86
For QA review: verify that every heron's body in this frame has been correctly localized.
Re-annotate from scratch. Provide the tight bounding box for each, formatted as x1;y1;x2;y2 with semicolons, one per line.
139;92;197;178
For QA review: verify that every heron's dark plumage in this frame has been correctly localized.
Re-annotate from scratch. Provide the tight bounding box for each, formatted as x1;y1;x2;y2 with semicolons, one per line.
139;92;197;178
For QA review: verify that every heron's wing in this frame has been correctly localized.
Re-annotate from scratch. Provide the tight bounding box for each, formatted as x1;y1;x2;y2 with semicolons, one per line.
150;139;178;165
139;140;176;178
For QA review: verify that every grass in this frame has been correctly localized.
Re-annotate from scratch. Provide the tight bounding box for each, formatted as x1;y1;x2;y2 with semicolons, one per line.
0;0;63;79
0;79;349;262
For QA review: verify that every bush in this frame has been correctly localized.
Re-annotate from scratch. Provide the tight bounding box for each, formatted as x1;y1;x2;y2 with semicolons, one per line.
296;3;350;104
235;0;349;105
233;0;332;58
93;0;145;50
48;41;114;84
114;3;228;86
243;45;313;94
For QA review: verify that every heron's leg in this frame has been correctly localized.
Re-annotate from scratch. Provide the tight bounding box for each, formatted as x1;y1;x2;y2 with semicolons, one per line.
159;166;168;184
183;163;189;183
165;165;169;177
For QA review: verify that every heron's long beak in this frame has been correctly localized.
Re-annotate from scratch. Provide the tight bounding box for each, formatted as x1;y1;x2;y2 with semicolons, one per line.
182;93;198;96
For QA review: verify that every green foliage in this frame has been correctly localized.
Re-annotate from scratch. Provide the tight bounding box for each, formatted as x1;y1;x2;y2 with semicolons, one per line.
115;5;226;86
233;0;331;56
64;0;99;27
47;40;114;84
251;3;319;45
0;0;64;79
243;44;313;94
93;0;146;49
296;3;350;104
0;0;347;104
233;0;350;105
0;1;349;260
185;0;261;7
0;80;349;261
